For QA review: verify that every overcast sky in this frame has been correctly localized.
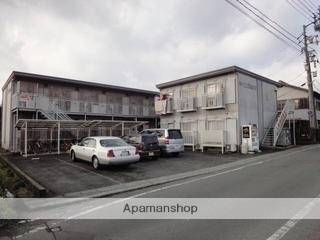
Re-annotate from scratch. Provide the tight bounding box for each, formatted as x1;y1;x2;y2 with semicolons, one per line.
1;0;320;93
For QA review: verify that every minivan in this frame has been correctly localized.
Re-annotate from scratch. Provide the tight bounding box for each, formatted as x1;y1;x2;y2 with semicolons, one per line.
139;129;184;156
127;133;161;159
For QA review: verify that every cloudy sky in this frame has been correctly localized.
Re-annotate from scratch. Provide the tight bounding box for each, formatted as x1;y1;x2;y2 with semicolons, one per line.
1;0;320;93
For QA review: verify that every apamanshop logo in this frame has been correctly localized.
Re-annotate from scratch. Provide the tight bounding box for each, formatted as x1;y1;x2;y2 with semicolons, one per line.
123;203;198;215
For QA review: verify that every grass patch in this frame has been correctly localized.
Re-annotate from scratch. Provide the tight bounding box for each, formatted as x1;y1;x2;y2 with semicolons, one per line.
0;161;35;229
0;161;34;198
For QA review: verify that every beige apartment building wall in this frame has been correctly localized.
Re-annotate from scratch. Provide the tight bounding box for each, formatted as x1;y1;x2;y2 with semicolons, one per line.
160;73;239;146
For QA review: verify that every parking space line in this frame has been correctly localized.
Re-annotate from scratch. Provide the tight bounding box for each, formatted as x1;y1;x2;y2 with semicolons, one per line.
56;158;121;184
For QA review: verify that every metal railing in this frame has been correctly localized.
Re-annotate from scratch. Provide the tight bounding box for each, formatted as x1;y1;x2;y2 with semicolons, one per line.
201;93;224;109
273;100;294;146
181;131;197;151
175;97;197;112
200;130;226;153
11;93;155;116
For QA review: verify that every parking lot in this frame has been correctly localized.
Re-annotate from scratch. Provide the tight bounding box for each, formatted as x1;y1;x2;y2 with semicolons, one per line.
6;149;275;196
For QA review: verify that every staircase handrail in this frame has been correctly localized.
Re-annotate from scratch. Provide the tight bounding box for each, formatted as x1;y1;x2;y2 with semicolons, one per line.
261;110;278;146
273;100;294;146
39;105;72;120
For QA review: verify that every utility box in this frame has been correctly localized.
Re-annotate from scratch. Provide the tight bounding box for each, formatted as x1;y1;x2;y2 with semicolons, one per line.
241;124;259;152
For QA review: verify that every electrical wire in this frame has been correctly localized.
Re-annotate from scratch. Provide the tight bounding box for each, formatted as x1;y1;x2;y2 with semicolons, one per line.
241;0;298;39
223;0;301;52
296;0;316;15
236;0;302;48
306;0;317;9
291;0;315;17
286;0;314;21
305;0;318;11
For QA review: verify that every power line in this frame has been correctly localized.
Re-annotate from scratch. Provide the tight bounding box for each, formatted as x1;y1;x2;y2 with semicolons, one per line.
241;0;298;40
291;0;314;17
305;0;317;10
286;0;314;21
223;0;301;51
296;0;315;15
305;0;318;9
235;0;302;48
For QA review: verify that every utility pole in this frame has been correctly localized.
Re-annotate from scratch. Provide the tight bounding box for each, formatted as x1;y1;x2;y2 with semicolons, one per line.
303;24;318;132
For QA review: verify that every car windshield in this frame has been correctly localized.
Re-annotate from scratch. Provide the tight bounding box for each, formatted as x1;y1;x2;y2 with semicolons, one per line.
168;129;183;139
141;134;158;144
100;139;129;147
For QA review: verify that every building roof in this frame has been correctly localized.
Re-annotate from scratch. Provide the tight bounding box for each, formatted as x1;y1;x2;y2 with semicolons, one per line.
278;80;320;99
15;119;148;129
156;65;282;89
3;71;159;96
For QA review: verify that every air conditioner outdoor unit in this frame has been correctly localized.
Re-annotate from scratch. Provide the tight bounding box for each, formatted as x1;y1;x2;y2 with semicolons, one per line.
225;144;237;152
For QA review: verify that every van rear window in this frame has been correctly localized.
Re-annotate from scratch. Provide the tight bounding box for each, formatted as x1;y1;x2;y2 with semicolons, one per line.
168;130;182;139
141;134;158;144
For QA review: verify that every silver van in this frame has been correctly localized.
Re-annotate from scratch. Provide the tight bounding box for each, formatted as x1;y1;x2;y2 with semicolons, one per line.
139;129;184;156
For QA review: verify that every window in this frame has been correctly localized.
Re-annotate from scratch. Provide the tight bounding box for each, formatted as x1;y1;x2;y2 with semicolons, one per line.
86;103;92;113
12;81;18;93
181;122;192;131
168;129;183;139
294;98;309;109
181;88;196;98
207;83;222;95
65;101;71;112
100;139;128;147
82;138;90;147
207;120;225;130
277;100;286;111
79;102;85;112
88;139;96;148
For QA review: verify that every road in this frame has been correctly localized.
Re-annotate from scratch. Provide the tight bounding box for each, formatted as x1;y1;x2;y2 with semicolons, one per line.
7;144;320;240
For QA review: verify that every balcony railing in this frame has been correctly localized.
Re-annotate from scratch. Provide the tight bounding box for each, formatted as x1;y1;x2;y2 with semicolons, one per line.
11;93;155;117
155;98;174;115
201;93;225;109
175;97;197;112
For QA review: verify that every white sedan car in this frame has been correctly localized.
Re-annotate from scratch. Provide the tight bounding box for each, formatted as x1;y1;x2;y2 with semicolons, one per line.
70;136;140;169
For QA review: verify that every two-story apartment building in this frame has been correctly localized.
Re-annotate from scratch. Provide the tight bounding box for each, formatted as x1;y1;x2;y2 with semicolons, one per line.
155;66;282;151
277;80;320;144
2;71;159;152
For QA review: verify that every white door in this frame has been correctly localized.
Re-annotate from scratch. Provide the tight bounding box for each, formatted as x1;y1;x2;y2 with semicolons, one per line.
83;138;96;161
77;138;90;160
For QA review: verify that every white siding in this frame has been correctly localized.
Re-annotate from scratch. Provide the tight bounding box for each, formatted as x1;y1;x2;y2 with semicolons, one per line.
237;73;277;142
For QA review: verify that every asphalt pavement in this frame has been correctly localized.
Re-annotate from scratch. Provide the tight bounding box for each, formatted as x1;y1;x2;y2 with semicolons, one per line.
4;144;320;240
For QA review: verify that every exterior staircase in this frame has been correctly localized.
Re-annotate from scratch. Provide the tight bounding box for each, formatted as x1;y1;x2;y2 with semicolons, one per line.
38;107;72;120
261;100;294;147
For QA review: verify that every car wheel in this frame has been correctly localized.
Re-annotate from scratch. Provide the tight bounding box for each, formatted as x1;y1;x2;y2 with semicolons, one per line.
71;151;77;162
92;156;101;170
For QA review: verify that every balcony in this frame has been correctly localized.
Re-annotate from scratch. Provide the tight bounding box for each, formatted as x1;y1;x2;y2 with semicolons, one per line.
176;97;197;112
11;93;155;117
201;93;225;110
155;98;174;115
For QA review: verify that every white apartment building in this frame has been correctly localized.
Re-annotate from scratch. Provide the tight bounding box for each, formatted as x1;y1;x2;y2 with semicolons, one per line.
155;66;282;151
2;71;159;153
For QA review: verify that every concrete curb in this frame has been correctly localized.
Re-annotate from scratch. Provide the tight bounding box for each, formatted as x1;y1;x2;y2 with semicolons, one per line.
63;144;320;198
0;155;47;197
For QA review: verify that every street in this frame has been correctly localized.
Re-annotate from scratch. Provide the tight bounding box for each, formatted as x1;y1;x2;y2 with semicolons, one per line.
7;144;320;240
